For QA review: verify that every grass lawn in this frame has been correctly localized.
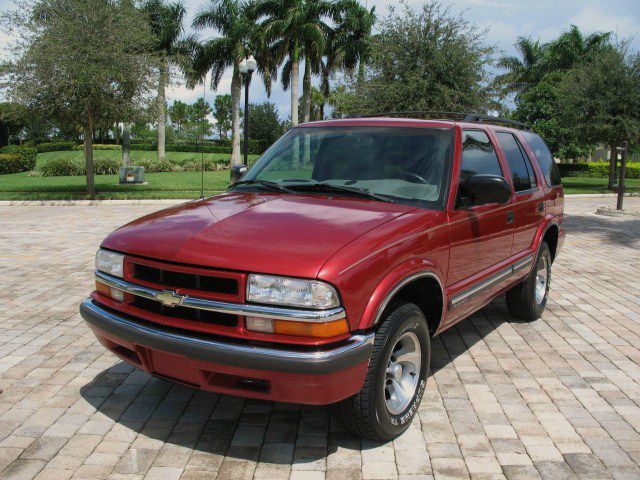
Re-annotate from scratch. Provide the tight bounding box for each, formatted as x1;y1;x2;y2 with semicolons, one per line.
0;149;638;199
0;150;259;200
560;177;640;194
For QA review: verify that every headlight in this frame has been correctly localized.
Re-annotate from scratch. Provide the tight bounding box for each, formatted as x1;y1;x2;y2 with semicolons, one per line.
247;274;340;309
95;249;125;278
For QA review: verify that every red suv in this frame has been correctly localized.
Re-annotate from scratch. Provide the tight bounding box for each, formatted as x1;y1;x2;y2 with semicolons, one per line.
81;115;564;440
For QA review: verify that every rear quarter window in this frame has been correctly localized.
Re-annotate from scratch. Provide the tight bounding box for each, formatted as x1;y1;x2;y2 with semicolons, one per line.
521;132;562;187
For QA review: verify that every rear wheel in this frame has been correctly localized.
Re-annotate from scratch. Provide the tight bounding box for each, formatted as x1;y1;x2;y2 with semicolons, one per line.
335;302;430;441
506;242;552;321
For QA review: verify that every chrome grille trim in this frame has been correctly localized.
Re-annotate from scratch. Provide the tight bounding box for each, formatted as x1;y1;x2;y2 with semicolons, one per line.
95;271;346;323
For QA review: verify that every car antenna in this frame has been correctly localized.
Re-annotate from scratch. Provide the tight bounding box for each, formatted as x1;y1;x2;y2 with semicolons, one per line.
200;76;206;199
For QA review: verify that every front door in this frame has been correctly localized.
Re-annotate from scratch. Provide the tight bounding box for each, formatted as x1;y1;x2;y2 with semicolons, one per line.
446;130;515;322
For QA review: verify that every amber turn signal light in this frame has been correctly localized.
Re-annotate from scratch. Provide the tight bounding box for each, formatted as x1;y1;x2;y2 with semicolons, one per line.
274;318;349;338
95;280;124;302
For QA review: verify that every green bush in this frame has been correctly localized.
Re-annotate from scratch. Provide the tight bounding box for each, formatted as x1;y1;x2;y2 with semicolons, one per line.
130;142;235;154
0;154;30;174
41;156;120;176
558;162;640;179
0;146;38;173
72;143;121;151
36;141;77;153
41;156;84;176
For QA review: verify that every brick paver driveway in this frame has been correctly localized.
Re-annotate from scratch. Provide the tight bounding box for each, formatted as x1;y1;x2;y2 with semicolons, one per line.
1;197;639;480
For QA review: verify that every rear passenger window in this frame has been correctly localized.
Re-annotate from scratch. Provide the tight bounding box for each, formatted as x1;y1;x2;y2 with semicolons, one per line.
521;131;562;186
496;132;537;192
459;131;502;182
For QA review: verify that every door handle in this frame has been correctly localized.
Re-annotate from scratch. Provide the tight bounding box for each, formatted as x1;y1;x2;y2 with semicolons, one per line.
507;210;514;224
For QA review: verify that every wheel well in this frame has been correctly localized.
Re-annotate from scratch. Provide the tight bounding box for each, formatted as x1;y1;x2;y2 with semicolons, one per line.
543;225;559;261
381;276;443;337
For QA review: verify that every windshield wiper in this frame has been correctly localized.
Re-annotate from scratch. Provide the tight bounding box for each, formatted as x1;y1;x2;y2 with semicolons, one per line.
230;180;295;194
288;183;395;203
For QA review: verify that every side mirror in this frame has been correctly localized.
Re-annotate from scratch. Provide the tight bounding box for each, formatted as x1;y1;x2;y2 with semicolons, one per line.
230;165;249;184
458;174;512;208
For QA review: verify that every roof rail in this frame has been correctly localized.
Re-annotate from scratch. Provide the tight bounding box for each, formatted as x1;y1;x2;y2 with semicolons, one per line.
345;111;531;130
462;114;530;130
346;111;468;120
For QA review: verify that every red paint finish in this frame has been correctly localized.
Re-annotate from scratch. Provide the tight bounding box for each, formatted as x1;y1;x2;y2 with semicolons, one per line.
87;117;564;405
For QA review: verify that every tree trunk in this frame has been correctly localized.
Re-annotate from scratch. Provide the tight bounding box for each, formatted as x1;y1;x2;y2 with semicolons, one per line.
303;59;312;123
230;66;242;167
122;123;132;167
290;42;300;127
317;103;324;121
358;60;366;84
608;144;617;189
84;116;95;197
157;57;167;162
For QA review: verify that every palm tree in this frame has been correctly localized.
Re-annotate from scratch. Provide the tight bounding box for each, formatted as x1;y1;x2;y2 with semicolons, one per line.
497;27;610;98
251;0;343;126
142;0;193;163
496;37;547;97
318;1;375;119
192;0;275;166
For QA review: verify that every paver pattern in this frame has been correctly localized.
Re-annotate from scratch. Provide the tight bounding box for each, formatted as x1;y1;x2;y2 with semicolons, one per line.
1;197;639;480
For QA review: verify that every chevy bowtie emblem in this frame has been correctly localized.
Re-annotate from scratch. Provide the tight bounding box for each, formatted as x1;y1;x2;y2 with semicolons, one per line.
155;290;185;307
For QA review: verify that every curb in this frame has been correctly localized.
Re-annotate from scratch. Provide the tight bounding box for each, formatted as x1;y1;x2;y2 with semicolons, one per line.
0;199;190;206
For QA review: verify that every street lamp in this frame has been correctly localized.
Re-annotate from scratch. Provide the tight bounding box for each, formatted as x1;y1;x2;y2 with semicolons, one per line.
231;55;257;183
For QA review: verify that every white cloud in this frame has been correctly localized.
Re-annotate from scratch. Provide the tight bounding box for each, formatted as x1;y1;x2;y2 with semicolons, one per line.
570;6;639;39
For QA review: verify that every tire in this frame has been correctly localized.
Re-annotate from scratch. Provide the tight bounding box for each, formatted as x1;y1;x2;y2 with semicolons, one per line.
335;302;430;441
506;242;552;321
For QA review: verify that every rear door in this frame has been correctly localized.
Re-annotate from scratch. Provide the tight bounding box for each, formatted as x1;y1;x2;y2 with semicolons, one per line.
494;131;545;256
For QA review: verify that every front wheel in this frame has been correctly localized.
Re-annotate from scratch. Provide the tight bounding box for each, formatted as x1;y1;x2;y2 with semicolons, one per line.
506;242;552;321
335;302;430;441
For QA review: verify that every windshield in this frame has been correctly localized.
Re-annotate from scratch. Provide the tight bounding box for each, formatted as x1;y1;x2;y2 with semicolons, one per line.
239;126;454;207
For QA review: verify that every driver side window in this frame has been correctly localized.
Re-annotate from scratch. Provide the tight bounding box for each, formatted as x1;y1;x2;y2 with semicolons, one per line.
459;131;502;181
457;131;503;208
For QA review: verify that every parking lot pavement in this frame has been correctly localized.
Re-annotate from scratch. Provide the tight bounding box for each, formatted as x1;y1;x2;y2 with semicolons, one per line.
1;196;639;480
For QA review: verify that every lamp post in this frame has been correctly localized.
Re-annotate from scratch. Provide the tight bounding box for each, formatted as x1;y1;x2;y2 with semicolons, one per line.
231;55;257;184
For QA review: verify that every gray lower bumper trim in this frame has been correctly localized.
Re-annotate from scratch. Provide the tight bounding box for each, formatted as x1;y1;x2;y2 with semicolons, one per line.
80;299;373;375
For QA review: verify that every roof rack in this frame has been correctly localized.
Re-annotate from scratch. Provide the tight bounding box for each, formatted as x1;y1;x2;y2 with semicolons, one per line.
346;111;531;130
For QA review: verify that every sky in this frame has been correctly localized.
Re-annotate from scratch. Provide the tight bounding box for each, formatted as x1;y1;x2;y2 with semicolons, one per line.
0;0;639;120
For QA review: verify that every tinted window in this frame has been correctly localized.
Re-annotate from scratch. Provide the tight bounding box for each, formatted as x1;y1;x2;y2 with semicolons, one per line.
459;131;502;182
521;131;562;186
496;132;536;192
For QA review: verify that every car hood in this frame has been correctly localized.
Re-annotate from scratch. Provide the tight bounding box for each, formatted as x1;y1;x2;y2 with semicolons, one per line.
101;192;417;278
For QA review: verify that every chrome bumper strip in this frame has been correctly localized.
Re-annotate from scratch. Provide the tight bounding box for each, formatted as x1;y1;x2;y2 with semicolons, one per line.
95;271;346;323
449;254;534;310
80;299;373;375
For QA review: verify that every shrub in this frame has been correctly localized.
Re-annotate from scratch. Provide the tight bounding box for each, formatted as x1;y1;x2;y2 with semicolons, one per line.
41;155;120;176
0;146;38;173
36;141;77;153
0;154;29;174
558;162;640;179
72;143;121;151
41;156;84;176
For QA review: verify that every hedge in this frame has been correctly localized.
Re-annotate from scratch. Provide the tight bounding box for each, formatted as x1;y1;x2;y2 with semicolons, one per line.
72;144;121;151
40;154;229;176
558;162;640;179
0;145;38;173
36;141;77;153
130;140;261;155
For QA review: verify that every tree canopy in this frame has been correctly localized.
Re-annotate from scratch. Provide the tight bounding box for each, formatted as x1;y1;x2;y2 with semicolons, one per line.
0;0;152;194
329;2;496;116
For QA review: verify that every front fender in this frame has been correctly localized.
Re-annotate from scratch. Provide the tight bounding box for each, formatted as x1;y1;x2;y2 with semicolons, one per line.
356;259;446;331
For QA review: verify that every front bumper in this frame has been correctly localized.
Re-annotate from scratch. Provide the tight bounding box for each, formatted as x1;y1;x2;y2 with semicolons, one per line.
80;299;373;404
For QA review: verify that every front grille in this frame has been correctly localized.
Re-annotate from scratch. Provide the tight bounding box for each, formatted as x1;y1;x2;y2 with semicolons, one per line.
133;263;239;296
131;297;238;327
